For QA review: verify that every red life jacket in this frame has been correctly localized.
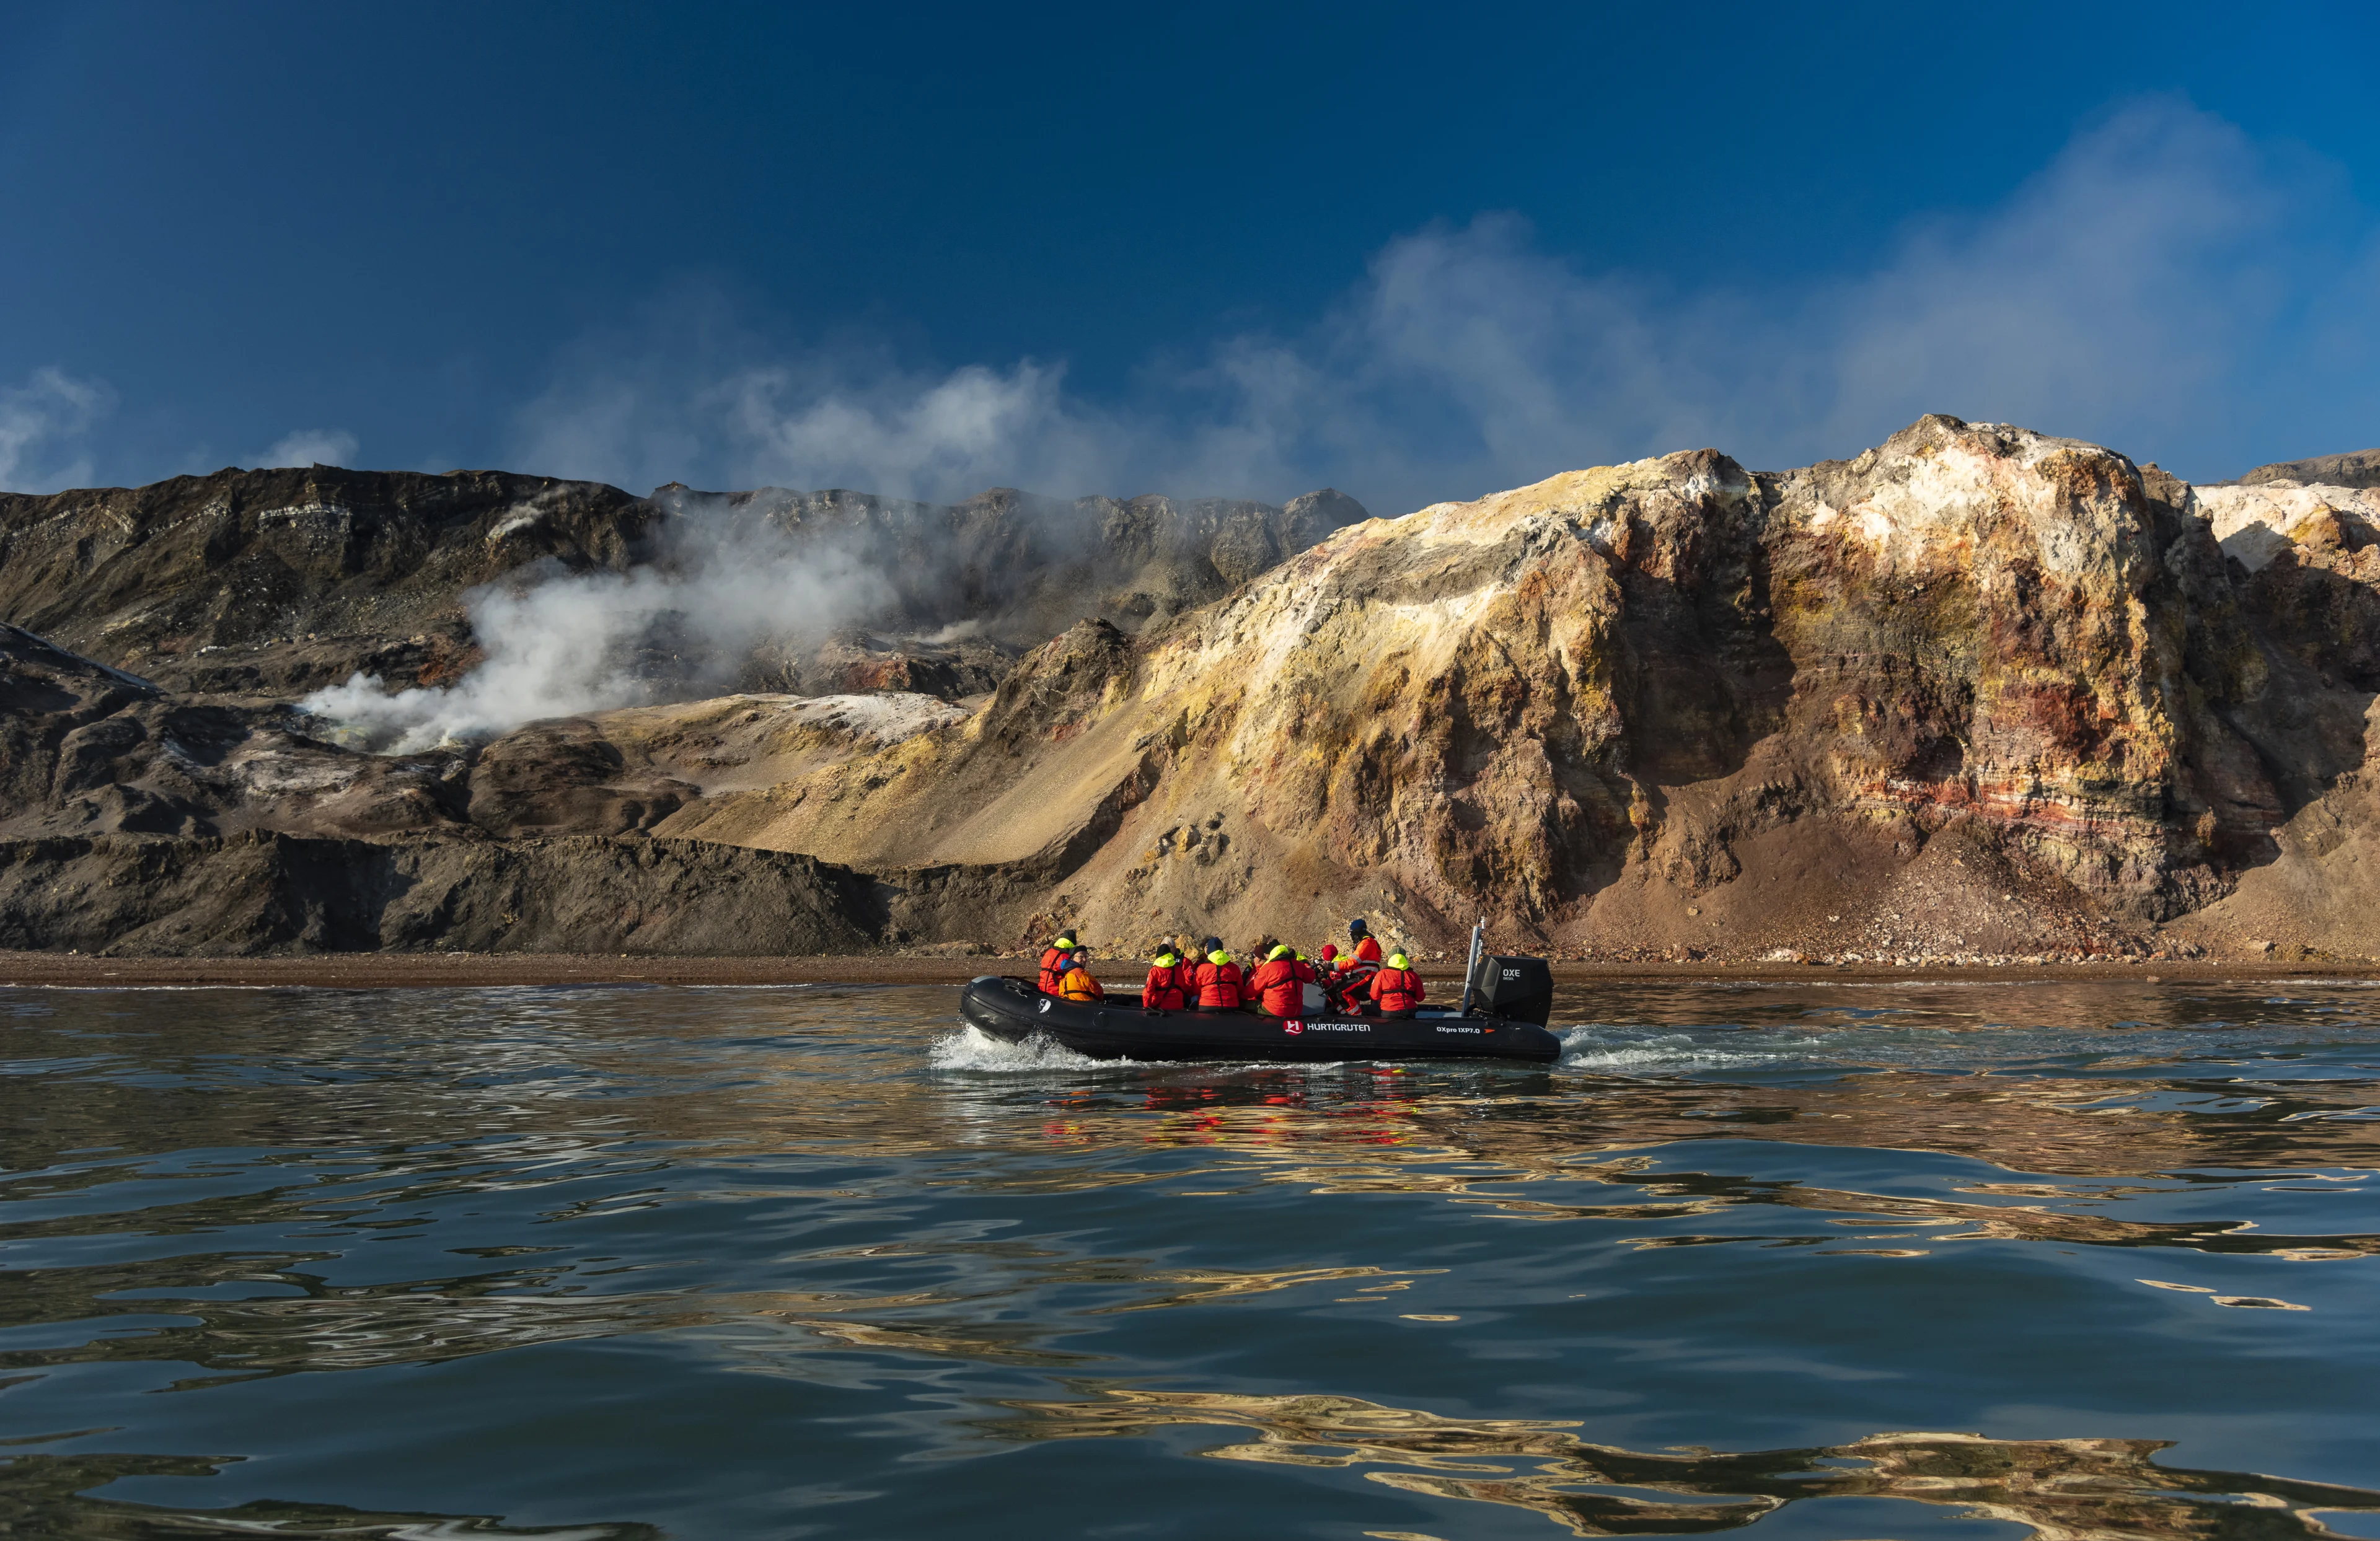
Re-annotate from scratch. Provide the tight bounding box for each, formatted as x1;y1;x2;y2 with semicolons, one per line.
1369;966;1424;1013
1143;962;1189;1011
1192;958;1242;1008
1038;946;1072;994
1352;936;1383;963
1248;956;1316;1016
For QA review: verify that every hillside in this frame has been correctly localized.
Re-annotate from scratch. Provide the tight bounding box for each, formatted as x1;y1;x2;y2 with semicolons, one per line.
666;416;2380;963
0;468;1366;702
2;421;2374;962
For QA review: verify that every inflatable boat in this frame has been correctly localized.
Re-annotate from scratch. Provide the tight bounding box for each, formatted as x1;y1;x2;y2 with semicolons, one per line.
958;933;1563;1064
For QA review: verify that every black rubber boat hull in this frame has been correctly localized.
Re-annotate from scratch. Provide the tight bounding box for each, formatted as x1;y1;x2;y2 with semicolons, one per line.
958;975;1564;1063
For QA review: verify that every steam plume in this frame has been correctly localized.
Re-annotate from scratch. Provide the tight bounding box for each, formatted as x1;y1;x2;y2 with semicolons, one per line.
300;497;890;752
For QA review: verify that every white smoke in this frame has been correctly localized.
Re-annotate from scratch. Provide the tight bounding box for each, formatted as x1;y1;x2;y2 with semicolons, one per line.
0;367;114;494
299;501;890;752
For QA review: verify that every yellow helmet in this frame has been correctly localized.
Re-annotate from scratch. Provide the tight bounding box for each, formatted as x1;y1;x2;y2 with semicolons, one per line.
1388;952;1410;969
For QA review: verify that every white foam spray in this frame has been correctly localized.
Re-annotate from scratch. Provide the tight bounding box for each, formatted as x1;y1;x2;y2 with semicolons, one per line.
927;1025;1116;1071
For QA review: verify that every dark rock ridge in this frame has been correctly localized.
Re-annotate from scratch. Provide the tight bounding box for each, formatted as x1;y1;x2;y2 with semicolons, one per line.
0;833;884;955
0;465;1367;705
653;483;1369;696
0;468;653;697
2231;448;2380;490
0;465;1365;955
6;423;2378;962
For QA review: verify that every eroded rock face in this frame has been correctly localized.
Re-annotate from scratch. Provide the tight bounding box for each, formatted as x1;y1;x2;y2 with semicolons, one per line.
0;623;934;956
0;468;653;695
0;623;963;848
714;417;2380;960
635;483;1371;698
8;421;2378;961
0;833;886;956
0;467;1364;716
2232;447;2380;490
2194;483;2380;690
0;621;477;843
647;483;1368;646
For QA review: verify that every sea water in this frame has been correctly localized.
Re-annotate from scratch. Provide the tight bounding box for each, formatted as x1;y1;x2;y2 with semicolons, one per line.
2;977;2378;1539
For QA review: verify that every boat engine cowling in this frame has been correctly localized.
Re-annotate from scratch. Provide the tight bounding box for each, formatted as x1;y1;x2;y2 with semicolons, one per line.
1468;954;1553;1026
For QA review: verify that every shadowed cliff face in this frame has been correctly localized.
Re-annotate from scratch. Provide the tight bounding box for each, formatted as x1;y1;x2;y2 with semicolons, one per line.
651;483;1368;644
3;420;2375;960
0;468;654;696
0;467;1365;711
679;417;2379;960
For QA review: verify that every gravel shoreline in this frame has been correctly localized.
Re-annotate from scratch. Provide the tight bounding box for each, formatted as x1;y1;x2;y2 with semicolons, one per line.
2;950;2372;990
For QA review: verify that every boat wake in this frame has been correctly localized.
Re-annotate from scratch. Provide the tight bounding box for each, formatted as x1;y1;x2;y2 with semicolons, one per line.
1557;1024;1833;1074
927;1024;1119;1071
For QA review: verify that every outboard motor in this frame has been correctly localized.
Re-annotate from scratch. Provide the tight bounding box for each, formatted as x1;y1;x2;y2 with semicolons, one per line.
1473;955;1554;1025
1457;919;1554;1026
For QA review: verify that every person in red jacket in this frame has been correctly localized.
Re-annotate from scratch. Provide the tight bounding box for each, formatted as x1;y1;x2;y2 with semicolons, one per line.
1338;926;1383;1011
1247;944;1318;1017
1038;931;1078;994
1191;937;1243;1010
1315;946;1364;1014
1369;951;1426;1017
1142;947;1191;1011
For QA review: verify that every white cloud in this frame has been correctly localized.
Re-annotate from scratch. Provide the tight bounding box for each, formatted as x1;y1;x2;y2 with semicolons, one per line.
258;428;360;468
508;97;2380;509
0;367;115;493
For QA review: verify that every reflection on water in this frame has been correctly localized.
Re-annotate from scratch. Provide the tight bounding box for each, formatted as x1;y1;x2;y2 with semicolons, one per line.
0;1448;665;1539
1;978;2377;1538
996;1387;2380;1539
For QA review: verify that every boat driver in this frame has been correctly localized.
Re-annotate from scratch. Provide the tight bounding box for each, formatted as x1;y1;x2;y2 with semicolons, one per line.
1038;931;1078;994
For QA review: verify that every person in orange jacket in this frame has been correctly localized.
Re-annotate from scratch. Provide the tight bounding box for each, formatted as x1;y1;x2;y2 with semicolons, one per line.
1368;951;1425;1017
1191;937;1243;1009
1038;931;1078;994
1142;946;1191;1011
1347;918;1384;964
1056;947;1105;1003
1248;944;1318;1016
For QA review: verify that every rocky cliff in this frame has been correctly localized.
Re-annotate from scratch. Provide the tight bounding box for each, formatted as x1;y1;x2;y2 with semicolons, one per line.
664;416;2380;963
3;421;2374;961
0;466;1365;705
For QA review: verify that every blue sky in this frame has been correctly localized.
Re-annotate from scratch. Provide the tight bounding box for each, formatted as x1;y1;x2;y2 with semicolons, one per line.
4;1;2378;509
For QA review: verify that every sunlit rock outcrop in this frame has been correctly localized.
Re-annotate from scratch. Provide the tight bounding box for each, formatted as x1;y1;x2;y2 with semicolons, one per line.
689;416;2380;960
5;418;2376;959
